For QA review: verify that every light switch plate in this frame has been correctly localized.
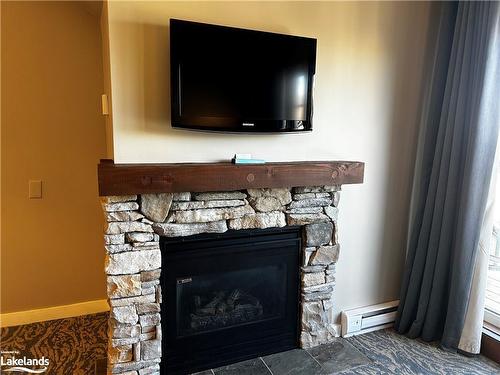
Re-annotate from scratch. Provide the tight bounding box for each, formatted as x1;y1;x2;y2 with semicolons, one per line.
29;180;42;199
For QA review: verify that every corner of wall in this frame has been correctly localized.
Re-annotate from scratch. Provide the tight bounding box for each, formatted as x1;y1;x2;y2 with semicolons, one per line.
100;0;114;160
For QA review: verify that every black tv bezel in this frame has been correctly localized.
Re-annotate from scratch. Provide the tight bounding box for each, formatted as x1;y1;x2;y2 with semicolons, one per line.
170;19;317;133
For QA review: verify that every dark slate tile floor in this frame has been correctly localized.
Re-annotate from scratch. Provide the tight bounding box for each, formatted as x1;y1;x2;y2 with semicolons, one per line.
193;338;369;375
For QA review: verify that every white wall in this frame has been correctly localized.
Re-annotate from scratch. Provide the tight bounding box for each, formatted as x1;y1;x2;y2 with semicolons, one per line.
105;1;431;321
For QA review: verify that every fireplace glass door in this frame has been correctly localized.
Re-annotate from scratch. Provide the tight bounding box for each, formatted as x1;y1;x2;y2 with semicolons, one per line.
176;264;286;337
161;227;301;374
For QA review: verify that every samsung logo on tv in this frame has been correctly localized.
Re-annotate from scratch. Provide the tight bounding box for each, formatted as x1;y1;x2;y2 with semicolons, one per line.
242;123;255;127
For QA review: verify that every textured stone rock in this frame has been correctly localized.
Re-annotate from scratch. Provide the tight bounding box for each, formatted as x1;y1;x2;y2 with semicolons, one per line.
287;213;330;225
109;345;133;364
111;359;161;374
303;248;314;267
110;294;156;307
302;290;333;302
155;285;162;304
105;244;134;254
126;232;154;243
288;198;332;208
110;347;134;365
142;326;155;334
106;250;161;275
302;272;325;287
141;280;159;289
300;328;336;349
173;204;254;223
111;337;140;346
171;199;245;210
132;241;159;248
164;212;175;223
293;193;316;200
155;325;162;341
332;221;339;244
332;192;340;207
141;339;161;360
105;234;125;245
228;212;286;230
326;273;336;283
110;323;141;339
140;269;161;282
324;206;339;221
309;245;339;266
305;222;333;246
152;220;227;237
247;188;291;206
303;281;335;294
194;191;247;201
139;364;160;375
295;186;339;194
139;313;161;327
104;202;140;212
140;332;156;341
106;221;153;235
131;245;160;252
323;185;341;192
286;207;323;214
108;275;142;299
172;192;191;201
141;287;155;296
112;306;138;324
301;301;325;331
106;211;144;222
294;192;330;200
294;186;323;193
141;193;173;222
302;265;326;273
136;303;161;315
102;195;138;204
247;196;284;212
323;298;334;312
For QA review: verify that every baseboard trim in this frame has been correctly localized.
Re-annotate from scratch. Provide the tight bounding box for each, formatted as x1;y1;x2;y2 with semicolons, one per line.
0;299;109;328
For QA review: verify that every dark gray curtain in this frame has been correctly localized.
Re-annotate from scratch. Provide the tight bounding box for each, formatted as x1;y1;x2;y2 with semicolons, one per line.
395;1;500;351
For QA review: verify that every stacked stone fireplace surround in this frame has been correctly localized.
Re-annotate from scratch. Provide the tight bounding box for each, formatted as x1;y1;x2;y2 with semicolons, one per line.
102;185;342;375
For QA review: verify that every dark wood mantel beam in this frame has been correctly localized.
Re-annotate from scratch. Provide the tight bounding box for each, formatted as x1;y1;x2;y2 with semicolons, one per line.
97;159;364;196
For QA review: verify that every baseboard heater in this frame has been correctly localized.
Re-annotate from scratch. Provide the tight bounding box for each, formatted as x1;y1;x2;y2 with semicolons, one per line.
341;300;399;337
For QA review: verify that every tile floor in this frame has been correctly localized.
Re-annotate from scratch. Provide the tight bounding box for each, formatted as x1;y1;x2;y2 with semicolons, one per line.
193;338;369;375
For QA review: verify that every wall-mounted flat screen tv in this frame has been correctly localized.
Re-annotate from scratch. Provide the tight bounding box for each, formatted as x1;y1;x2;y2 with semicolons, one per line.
170;19;317;133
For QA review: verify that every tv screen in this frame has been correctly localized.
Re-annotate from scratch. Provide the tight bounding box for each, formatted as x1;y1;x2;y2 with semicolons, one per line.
170;19;317;133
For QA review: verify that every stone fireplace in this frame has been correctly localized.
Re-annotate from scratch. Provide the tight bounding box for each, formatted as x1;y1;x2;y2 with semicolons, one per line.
98;160;364;375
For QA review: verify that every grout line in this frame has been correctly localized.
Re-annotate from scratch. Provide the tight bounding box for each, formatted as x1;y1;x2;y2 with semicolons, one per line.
260;357;274;375
306;349;325;370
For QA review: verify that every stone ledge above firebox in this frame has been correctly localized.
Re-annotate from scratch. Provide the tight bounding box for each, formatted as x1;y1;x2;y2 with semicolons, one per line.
101;186;346;375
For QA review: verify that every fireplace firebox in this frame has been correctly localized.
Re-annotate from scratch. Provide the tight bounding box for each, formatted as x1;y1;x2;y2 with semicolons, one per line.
161;227;301;374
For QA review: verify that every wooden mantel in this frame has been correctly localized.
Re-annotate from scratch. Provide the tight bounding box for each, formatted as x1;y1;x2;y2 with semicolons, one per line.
97;159;364;196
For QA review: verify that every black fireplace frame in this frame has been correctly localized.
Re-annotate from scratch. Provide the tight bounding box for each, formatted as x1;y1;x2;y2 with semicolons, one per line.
160;227;302;374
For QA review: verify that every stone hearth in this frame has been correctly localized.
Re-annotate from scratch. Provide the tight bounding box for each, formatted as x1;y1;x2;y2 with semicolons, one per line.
101;186;342;375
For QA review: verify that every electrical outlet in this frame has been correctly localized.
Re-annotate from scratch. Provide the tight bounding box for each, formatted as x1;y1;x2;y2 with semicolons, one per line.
347;314;362;333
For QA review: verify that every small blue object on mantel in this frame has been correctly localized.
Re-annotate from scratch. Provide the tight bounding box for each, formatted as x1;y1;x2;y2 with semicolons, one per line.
231;154;266;164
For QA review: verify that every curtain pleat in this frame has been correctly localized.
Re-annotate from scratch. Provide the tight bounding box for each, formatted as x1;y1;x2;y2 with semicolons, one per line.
395;2;500;353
